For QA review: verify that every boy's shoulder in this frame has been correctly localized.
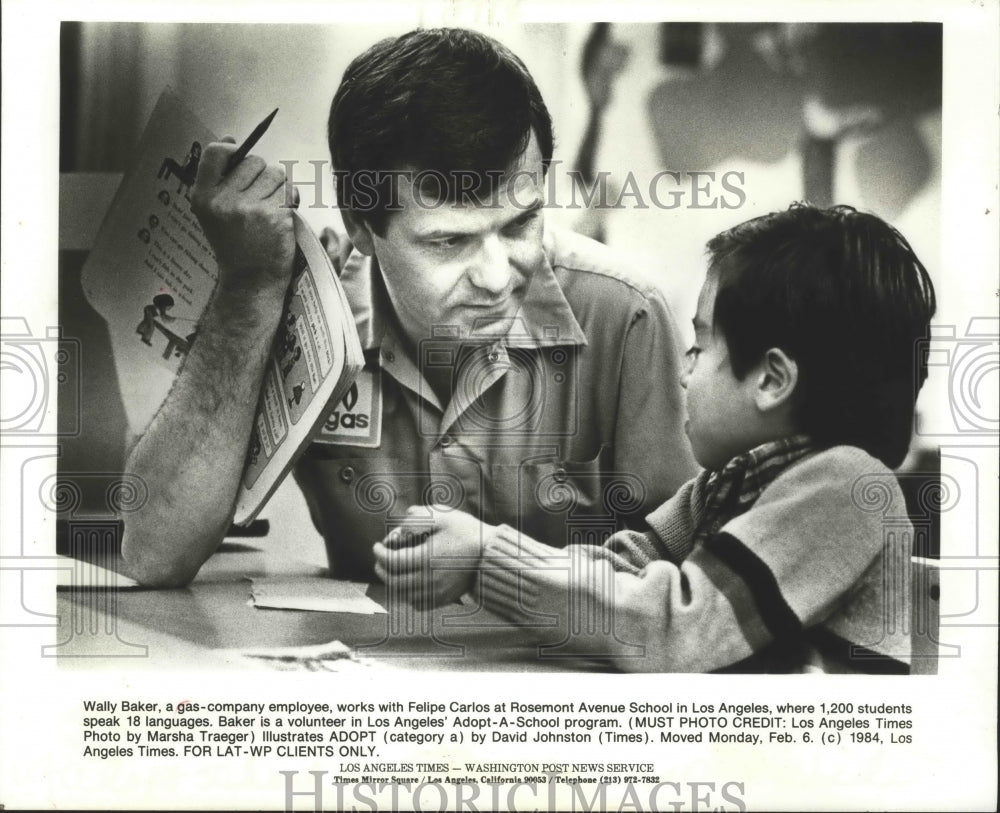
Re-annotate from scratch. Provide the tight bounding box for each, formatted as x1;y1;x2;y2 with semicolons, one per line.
770;444;896;495
731;445;908;546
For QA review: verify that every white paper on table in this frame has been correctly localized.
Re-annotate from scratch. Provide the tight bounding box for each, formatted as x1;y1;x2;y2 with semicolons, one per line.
240;639;353;661
230;639;400;672
248;576;386;615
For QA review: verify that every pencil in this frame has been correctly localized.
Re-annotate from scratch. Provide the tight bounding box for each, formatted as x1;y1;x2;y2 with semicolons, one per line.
222;108;279;176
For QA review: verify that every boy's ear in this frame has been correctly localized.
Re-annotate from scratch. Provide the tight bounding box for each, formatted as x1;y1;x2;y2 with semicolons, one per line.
754;348;798;412
340;209;375;256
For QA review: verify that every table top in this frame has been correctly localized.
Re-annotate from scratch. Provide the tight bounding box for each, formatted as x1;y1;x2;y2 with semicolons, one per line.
55;540;614;673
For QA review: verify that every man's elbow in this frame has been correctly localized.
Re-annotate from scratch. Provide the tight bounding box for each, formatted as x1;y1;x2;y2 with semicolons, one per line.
129;563;196;589
121;540;195;588
120;518;216;588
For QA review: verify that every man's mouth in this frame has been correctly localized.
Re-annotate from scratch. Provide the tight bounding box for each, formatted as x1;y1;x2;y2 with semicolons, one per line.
466;303;508;312
465;292;517;310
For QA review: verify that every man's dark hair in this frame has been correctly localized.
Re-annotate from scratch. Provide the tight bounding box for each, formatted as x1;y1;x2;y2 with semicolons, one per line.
328;27;554;235
707;203;936;468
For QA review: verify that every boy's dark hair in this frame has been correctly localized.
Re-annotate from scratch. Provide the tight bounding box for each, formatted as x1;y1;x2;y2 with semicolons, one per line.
328;27;554;235
707;203;936;468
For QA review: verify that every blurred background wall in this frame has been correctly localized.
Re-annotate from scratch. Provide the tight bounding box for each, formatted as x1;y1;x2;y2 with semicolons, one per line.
59;21;943;560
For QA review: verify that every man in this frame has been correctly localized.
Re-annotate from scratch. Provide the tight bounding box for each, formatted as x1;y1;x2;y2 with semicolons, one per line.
122;28;697;592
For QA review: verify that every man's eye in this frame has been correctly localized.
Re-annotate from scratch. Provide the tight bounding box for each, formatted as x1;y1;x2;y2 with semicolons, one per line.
685;346;702;360
429;236;462;249
504;212;539;234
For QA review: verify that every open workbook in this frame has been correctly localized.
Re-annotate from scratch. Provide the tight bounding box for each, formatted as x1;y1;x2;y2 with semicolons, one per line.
81;90;364;524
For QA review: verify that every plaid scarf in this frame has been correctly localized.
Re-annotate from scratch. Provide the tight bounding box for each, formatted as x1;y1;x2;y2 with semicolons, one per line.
690;434;816;548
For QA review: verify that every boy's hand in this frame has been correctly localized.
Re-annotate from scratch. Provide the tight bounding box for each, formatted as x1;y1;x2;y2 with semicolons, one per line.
479;542;622;655
373;505;490;609
191;139;296;300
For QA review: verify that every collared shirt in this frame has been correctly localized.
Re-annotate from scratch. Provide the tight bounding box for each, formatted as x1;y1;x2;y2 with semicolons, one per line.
293;225;698;578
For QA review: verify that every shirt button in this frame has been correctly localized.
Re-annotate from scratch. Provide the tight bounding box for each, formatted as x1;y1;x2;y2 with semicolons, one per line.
488;351;500;363
339;466;355;483
382;349;395;363
440;434;454;448
553;467;568;484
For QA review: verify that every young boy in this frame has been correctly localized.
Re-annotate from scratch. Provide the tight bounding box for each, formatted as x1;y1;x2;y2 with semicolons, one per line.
374;203;936;674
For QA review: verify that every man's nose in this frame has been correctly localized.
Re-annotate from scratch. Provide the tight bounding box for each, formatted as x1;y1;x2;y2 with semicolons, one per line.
467;235;513;295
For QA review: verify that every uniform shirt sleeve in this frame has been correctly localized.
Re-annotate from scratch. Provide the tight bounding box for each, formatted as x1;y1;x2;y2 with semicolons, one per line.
611;289;699;524
479;447;902;672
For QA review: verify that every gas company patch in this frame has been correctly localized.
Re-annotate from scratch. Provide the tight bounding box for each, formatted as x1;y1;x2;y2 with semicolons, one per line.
315;368;382;447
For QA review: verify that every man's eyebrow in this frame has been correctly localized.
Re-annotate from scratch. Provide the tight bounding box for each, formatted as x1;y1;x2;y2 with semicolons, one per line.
500;198;544;227
692;316;710;332
512;199;544;217
415;225;472;240
414;199;544;240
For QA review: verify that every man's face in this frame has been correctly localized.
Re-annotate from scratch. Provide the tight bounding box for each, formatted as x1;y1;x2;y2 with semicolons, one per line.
680;270;762;471
367;132;547;345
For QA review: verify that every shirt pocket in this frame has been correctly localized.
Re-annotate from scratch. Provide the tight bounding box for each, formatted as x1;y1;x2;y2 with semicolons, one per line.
491;445;635;548
294;455;421;578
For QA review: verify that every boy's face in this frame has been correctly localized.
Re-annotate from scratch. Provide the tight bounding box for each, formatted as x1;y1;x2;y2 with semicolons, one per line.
365;132;547;345
680;270;765;470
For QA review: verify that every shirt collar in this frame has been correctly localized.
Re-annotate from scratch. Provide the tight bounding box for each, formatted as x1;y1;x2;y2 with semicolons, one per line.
338;231;588;354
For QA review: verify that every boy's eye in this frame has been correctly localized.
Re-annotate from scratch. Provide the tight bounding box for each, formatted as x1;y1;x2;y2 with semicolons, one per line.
685;346;702;360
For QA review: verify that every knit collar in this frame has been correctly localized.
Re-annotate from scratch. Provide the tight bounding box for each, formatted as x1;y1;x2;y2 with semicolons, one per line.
695;435;816;544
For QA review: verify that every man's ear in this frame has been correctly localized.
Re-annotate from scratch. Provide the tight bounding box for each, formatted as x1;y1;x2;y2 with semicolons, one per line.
340;209;375;256
754;348;798;413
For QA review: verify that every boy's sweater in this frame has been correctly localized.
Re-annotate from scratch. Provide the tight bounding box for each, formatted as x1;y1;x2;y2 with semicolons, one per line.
478;441;912;673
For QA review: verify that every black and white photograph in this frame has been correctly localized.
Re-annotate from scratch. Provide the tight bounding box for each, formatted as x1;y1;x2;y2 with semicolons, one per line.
1;1;997;810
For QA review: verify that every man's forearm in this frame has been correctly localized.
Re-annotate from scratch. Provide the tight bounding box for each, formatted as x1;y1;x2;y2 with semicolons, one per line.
121;280;286;586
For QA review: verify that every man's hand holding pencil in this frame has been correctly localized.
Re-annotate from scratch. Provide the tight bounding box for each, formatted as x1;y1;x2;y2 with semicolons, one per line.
191;109;297;299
